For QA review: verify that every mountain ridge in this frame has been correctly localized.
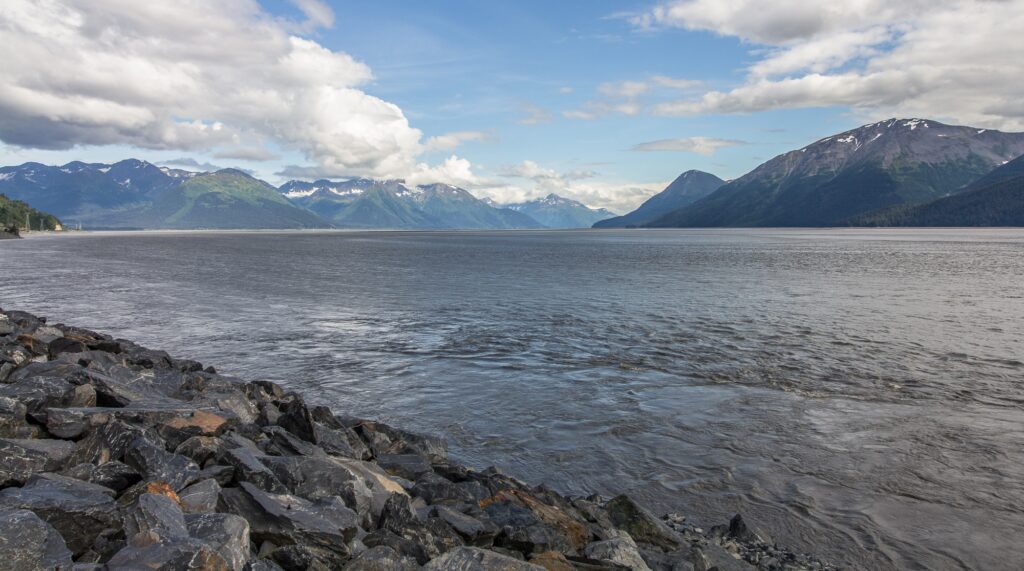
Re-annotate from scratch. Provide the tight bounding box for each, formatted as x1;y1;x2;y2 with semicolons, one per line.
594;170;724;228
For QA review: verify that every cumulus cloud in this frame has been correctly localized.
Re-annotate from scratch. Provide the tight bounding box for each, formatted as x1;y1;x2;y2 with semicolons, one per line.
630;137;745;155
635;0;1024;129
487;160;659;212
0;0;452;178
424;131;490;152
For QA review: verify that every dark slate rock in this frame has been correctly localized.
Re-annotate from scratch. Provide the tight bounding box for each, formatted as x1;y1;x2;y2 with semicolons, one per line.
48;336;88;358
0;396;33;438
107;532;232;570
0;508;74;570
689;544;755;571
198;464;236;486
0;373;80;414
218;482;359;557
245;559;286;571
433;505;498;547
124;492;190;540
342;545;421;570
0;473;120;555
277;397;317;443
179;478;222;514
67;418;152;465
124;437;200;491
362;529;430;565
379;493;465;562
174;435;224;466
186;512;251;571
482;489;590;556
262;425;325;457
260;455;373;519
583;535;652;570
222;447;288;493
0;438;75;486
377;453;433;480
266;543;349;571
62;460;141;492
413;472;488;506
423;547;545;570
354;420;447;462
604;496;681;551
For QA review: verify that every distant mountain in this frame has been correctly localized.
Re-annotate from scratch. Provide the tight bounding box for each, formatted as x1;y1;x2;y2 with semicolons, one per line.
0;193;61;235
648;119;1024;227
850;155;1024;226
593;170;723;228
280;179;543;229
0;160;329;229
504;194;615;228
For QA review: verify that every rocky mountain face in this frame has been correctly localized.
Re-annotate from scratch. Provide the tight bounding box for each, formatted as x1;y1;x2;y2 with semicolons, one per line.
648;119;1024;227
594;171;724;228
850;154;1024;227
280;179;543;229
504;194;616;228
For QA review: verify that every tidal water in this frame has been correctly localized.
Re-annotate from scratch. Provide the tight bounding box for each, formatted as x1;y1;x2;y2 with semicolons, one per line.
2;229;1022;570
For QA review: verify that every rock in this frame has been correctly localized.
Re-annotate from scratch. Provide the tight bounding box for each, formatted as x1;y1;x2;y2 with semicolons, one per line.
330;457;411;523
62;460;141;492
218;482;359;558
0;508;74;571
342;545;421;570
482;489;590;555
48;336;88;358
584;534;652;571
0;396;33;438
354;420;448;462
260;455;374;521
107;533;232;570
245;560;286;571
0;473;120;555
175;435;224;466
118;480;181;508
724;514;768;545
413;472;488;505
378;453;433;480
379;493;465;561
186;513;251;571
433;505;498;546
179;478;222;513
604;496;681;551
0;438;75;486
262;425;325;457
222;447;289;493
0;372;80;414
277;397;317;443
423;546;545;570
124;436;200;491
688;544;755;571
123;492;190;540
67;418;152;465
266;543;349;570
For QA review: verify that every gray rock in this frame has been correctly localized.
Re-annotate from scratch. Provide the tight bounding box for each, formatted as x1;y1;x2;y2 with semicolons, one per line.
179;478;222;513
266;543;349;570
0;508;74;571
377;453;433;480
342;545;421;570
584;534;653;571
218;482;360;557
62;460;141;492
244;560;286;571
260;455;374;519
262;425;325;457
124;436;200;491
433;506;497;546
124;492;190;540
605;496;681;551
67;418;151;465
0;473;120;555
689;544;755;571
186;513;251;571
0;396;33;438
174;435;224;466
0;438;75;486
107;532;232;570
422;547;544;570
222;447;288;493
413;472;488;506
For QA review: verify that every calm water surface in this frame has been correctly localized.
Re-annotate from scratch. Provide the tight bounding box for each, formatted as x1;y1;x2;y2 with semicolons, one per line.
2;229;1022;570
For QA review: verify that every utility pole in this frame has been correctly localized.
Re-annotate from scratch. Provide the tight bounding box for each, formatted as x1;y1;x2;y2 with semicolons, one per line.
25;213;29;232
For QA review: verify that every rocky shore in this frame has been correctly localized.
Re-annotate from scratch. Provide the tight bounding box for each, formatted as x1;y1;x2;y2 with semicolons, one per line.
0;307;837;571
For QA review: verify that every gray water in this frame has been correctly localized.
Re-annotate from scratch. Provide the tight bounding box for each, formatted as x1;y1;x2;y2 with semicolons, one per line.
2;229;1022;570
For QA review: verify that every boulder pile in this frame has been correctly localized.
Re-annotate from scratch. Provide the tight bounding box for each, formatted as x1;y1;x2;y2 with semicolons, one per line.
0;308;836;570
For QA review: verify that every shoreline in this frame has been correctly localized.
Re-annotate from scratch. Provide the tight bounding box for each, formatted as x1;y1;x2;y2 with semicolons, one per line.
0;306;836;570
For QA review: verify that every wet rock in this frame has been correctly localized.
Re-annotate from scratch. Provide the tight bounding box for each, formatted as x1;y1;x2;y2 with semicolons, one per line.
482;489;590;555
223;447;289;493
379;493;465;561
604;496;681;551
124;436;200;491
330;457;411;523
354;420;447;462
0;508;74;571
0;438;75;486
218;482;360;557
262;425;324;457
179;478;222;513
584;534;652;571
342;545;422;570
0;473;120;555
277;397;317;443
48;336;88;358
124;492;189;540
423;546;545;570
186;513;251;571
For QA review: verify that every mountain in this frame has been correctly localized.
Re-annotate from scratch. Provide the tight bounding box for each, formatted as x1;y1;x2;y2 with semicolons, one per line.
0;160;328;229
504;194;616;228
0;193;62;236
280;179;543;229
593;170;724;228
849;155;1024;226
648;119;1024;227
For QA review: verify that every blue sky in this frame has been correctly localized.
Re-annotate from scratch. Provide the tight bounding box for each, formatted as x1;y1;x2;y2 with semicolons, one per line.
1;0;1021;212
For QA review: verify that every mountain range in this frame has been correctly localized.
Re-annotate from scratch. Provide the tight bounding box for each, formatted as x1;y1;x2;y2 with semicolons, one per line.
0;161;609;230
504;194;616;228
635;119;1024;228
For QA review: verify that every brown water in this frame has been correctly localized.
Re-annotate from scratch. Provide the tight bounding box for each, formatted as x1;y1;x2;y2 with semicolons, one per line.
2;228;1023;570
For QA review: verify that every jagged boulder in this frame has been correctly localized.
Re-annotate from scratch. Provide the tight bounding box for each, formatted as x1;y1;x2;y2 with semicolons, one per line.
0;508;74;571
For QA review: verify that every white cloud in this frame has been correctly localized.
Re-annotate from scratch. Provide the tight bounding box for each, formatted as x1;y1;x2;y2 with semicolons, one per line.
636;0;1024;129
406;155;487;188
0;0;456;179
424;131;490;151
565;75;700;120
488;160;661;212
518;104;553;125
630;137;744;155
213;146;279;161
650;76;703;89
599;80;651;99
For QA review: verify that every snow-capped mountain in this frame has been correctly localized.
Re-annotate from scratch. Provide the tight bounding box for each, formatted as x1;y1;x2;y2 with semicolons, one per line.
503;193;616;228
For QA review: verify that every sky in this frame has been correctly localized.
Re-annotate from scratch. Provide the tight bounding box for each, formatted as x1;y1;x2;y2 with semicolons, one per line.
2;0;1023;213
